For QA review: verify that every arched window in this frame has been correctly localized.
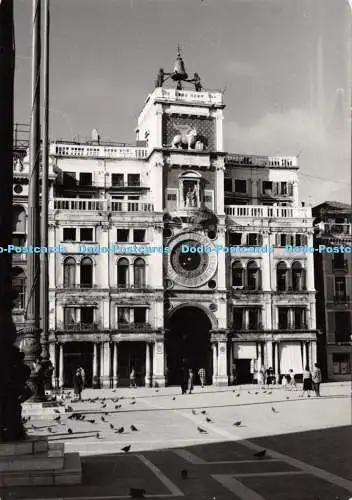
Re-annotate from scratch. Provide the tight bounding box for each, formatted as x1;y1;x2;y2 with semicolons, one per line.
13;206;26;233
80;257;93;288
117;258;129;288
63;257;76;288
277;261;288;291
12;267;26;310
232;261;243;287
292;261;305;291
247;261;261;290
134;258;146;288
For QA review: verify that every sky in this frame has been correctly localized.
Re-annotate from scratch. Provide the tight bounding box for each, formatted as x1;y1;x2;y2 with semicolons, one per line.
13;0;351;206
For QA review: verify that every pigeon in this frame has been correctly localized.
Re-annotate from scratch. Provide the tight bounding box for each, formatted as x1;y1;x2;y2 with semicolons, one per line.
247;391;251;395
112;389;117;393
201;410;206;415
130;488;145;498
54;409;60;414
101;416;106;422
101;404;107;408
205;417;212;423
87;419;96;424
172;397;176;401
130;425;138;431
110;423;115;430
267;391;272;395
129;401;136;405
197;426;207;434
47;427;53;433
235;393;240;397
53;415;61;421
254;449;266;459
117;426;124;433
192;409;197;415
286;396;290;400
67;428;73;434
155;389;159;392
233;421;242;427
115;405;122;409
271;407;279;413
254;392;259;395
105;412;109;416
121;445;131;453
96;432;103;439
180;469;188;480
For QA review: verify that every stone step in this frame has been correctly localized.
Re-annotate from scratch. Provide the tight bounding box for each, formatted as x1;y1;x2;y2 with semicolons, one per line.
0;452;64;472
0;452;82;487
0;437;48;457
48;442;65;457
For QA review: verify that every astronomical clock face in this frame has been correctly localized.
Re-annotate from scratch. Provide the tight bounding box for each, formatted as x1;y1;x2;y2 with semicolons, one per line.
167;233;218;288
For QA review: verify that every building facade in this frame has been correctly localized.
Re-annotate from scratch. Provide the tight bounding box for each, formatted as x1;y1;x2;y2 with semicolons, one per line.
313;201;352;381
12;53;319;388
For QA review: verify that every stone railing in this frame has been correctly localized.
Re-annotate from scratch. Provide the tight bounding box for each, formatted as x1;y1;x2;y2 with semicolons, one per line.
225;205;312;219
226;154;298;168
50;143;148;160
50;198;154;213
152;87;223;105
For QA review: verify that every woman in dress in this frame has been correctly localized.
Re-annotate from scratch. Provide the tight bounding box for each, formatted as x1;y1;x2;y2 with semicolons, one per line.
73;369;83;401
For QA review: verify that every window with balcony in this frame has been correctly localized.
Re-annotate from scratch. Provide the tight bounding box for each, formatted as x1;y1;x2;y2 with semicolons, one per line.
247;261;261;290
12;268;26;310
117;258;129;288
63;257;76;288
63;228;76;242
295;234;307;246
248;308;260;329
333;353;351;374
80;257;93;288
80;228;93;242
278;308;289;329
229;232;242;245
13;235;26;247
293;308;306;329
335;277;346;300
277;261;288;291
134;307;147;324
13;206;26;233
79;172;92;186
333;254;346;271
62;171;76;188
232;309;243;330
134;258;146;288
64;307;77;325
247;233;262;246
81;307;94;324
292;261;305;291
335;312;351;342
127;174;140;187
117;229;129;242
111;173;124;187
262;181;272;194
133;230;145;243
279;182;288;195
232;261;243;287
118;307;130;324
234;180;247;193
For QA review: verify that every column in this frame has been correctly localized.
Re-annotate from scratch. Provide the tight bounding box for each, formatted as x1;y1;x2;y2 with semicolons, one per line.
275;342;280;381
306;233;315;292
212;343;218;383
145;343;151;387
228;342;233;382
113;342;118;387
93;343;98;388
215;164;225;215
59;343;64;388
152;341;165;387
266;340;273;368
100;342;104;387
49;342;56;389
302;341;307;369
310;301;316;330
244;309;249;330
306;342;310;367
258;343;263;367
101;341;111;388
310;340;317;366
288;309;294;329
261;232;271;292
216;341;228;385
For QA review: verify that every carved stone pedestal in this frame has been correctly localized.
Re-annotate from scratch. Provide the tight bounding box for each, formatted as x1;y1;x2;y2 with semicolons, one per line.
0;436;81;487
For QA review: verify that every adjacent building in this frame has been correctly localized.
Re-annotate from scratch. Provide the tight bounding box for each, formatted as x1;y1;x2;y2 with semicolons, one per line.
12;52;319;388
313;201;352;381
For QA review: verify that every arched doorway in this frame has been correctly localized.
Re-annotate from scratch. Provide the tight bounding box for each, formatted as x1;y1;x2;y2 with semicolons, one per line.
166;306;212;386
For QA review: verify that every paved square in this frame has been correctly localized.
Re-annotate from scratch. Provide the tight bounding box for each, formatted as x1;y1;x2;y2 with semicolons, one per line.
2;383;351;499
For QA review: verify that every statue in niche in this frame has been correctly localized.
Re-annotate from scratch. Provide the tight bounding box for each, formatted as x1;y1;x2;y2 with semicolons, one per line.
171;124;206;150
184;182;199;208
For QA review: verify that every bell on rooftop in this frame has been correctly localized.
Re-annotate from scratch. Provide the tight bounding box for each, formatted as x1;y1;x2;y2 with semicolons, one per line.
171;46;188;82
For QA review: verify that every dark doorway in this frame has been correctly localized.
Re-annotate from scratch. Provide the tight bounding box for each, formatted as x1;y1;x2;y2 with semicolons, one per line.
166;307;212;386
236;359;252;384
118;342;146;387
63;342;93;387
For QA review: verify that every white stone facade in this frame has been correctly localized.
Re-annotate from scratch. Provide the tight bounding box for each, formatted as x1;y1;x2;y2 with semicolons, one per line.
12;85;318;388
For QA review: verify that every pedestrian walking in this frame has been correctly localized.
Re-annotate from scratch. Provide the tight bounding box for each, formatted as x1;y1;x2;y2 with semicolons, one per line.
180;363;188;395
187;368;194;394
302;365;313;397
130;368;137;388
312;363;322;397
231;365;238;385
73;368;83;401
198;368;206;388
281;375;288;389
257;367;264;385
79;366;85;389
287;369;297;390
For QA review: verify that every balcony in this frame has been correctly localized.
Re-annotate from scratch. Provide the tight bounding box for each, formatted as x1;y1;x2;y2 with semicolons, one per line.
51;198;154;213
225;205;311;219
117;323;152;332
109;181;148;189
226;154;297;168
333;295;350;303
59;284;99;290
112;285;154;293
61;323;99;332
51;143;148;160
335;332;351;344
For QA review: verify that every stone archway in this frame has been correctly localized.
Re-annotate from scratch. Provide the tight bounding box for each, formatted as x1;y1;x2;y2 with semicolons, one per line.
165;306;213;386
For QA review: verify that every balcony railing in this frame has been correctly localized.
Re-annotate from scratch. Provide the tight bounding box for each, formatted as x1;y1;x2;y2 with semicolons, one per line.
225;205;312;219
335;332;351;343
225;154;298;168
113;284;153;292
110;181;146;188
61;323;98;331
51;143;148;160
324;223;351;235
117;323;152;331
61;284;98;289
333;260;348;272
333;295;350;303
51;198;154;213
152;87;223;105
